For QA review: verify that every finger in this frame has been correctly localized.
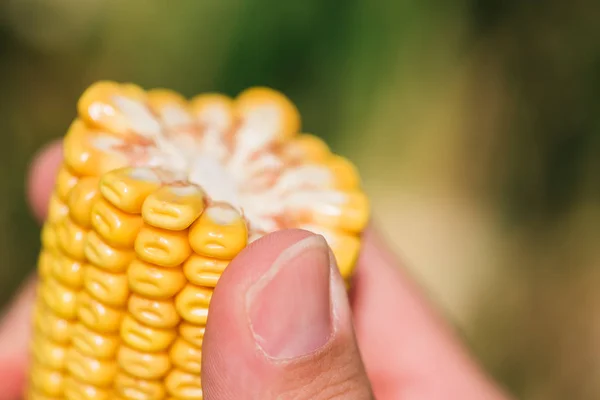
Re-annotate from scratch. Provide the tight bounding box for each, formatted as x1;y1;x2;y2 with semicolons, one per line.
350;227;510;399
0;276;37;400
203;229;374;400
27;140;63;222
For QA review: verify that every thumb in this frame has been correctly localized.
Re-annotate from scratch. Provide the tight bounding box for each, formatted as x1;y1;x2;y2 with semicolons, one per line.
202;229;374;400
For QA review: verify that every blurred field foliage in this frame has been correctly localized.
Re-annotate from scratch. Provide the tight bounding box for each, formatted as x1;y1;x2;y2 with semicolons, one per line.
1;0;600;398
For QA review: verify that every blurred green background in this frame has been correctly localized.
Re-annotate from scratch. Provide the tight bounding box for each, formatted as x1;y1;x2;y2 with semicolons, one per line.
1;0;600;398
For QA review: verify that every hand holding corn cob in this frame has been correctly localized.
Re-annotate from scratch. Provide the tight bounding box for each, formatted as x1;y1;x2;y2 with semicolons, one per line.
0;85;511;400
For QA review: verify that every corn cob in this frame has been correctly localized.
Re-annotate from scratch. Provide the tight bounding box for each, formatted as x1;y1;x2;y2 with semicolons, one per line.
26;81;370;400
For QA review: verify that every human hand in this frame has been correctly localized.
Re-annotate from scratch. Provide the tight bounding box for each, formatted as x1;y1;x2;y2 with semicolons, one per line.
0;141;513;399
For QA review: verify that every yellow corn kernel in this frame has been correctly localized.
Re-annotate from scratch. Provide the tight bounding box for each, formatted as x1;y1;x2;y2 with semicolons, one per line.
78;81;159;137
120;315;177;353
56;165;79;202
29;365;64;397
34;305;72;344
188;203;247;260
301;225;361;279
51;253;84;289
169;338;202;374
65;347;117;387
41;223;58;254
31;335;67;370
56;217;87;261
335;191;370;233
178;322;205;349
63;120;129;177
64;376;110;400
84;265;129;307
165;368;202;400
114;372;166;400
235;86;300;140
147;89;194;130
68;176;100;228
327;154;360;190
48;193;69;224
142;184;205;230
329;233;362;279
38;251;54;281
127;294;180;329
282;133;330;163
135;225;192;267
182;254;228;287
77;291;124;334
127;259;186;299
91;198;143;248
85;231;136;273
189;93;235;132
72;323;120;360
175;284;212;325
42;278;78;320
292;190;369;234
100;167;163;214
117;345;171;380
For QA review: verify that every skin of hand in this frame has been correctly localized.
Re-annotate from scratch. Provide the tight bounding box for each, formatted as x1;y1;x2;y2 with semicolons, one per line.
0;141;514;400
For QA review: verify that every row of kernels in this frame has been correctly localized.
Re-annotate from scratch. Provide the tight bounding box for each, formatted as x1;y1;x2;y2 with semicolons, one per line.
76;81;298;152
66;187;123;392
117;260;176;400
79;176;137;396
69;280;123;390
169;296;205;399
53;210;116;396
116;276;175;400
171;200;244;399
28;350;65;398
113;178;183;400
39;218;61;282
29;253;72;398
70;291;120;390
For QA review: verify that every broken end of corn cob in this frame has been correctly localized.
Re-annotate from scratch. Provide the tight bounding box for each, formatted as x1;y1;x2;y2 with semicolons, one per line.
27;81;370;400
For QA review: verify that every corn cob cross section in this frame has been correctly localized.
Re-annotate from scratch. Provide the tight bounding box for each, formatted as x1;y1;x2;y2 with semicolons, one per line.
26;81;370;400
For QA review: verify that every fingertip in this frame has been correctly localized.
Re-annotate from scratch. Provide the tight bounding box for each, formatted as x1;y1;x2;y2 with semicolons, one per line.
203;229;372;399
27;140;63;222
